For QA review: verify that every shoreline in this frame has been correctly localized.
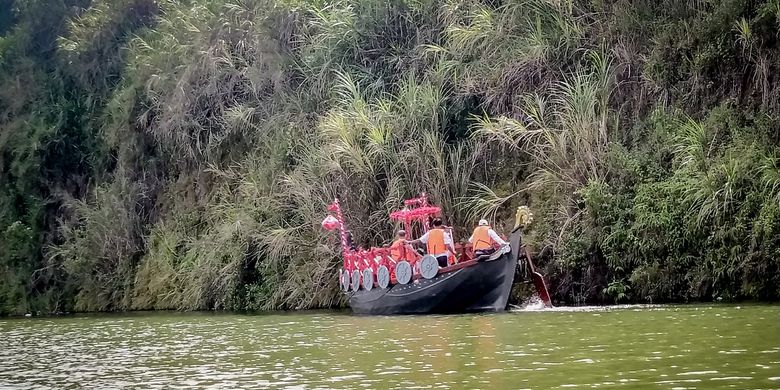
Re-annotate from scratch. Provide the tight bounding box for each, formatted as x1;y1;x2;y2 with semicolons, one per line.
5;301;778;320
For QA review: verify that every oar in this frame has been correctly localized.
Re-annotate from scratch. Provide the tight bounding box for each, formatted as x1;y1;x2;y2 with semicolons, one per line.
511;206;553;308
524;246;553;308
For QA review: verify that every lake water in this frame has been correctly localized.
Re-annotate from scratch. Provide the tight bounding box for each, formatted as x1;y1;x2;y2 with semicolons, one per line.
1;304;778;389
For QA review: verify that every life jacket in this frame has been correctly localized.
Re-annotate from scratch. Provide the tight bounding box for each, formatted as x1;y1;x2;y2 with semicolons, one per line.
390;239;407;261
427;228;446;255
472;226;494;250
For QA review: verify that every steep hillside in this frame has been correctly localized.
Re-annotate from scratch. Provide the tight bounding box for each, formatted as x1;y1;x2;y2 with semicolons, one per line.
1;0;779;314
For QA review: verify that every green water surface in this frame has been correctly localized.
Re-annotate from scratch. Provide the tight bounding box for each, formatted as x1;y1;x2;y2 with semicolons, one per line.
1;305;778;389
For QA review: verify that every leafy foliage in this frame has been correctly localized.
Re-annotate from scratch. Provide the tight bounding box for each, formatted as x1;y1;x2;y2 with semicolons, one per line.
1;0;779;314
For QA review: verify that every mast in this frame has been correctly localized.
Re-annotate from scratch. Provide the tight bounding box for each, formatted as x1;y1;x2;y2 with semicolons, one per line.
420;192;430;233
330;198;351;269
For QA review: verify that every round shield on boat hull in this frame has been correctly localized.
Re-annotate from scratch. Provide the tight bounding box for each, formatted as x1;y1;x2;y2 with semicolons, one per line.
340;269;350;292
377;266;390;289
395;261;412;285
363;269;374;291
419;255;439;279
351;270;361;291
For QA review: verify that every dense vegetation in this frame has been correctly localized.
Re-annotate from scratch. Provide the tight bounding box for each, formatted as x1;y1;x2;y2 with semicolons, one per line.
1;0;778;315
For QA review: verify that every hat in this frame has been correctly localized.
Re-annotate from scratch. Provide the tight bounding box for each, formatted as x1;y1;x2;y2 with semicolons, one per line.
397;229;407;235
478;219;488;226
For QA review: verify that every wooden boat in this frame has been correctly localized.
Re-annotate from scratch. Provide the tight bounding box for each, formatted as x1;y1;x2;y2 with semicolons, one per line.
322;195;551;315
348;230;521;315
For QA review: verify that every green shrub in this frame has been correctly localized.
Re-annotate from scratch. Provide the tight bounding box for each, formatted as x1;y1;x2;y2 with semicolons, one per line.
1;0;779;314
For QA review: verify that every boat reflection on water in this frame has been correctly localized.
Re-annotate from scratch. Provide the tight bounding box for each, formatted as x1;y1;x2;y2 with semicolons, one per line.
329;312;522;388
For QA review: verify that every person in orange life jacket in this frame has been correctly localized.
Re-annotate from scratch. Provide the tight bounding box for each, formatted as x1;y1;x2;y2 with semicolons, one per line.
469;219;508;257
389;230;414;262
408;218;455;268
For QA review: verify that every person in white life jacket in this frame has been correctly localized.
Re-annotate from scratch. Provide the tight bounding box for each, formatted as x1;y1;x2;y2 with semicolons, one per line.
469;219;508;257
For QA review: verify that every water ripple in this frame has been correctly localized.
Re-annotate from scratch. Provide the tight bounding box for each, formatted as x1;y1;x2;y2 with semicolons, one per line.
0;305;777;389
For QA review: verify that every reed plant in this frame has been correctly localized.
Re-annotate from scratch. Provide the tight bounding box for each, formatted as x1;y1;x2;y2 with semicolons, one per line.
1;0;779;314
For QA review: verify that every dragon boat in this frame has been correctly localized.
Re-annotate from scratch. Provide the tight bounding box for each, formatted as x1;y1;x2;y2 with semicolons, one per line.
322;194;551;315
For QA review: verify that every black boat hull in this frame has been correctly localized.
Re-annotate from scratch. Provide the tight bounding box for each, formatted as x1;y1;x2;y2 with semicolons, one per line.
347;230;522;315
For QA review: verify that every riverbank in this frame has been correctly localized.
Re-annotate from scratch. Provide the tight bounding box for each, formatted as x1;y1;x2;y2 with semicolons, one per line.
2;0;779;315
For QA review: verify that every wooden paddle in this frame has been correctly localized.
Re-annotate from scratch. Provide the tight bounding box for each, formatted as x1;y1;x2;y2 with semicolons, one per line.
511;206;552;308
524;246;553;307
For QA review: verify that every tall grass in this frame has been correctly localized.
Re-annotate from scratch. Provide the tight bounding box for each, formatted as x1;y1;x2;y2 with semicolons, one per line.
2;0;779;313
469;51;615;248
